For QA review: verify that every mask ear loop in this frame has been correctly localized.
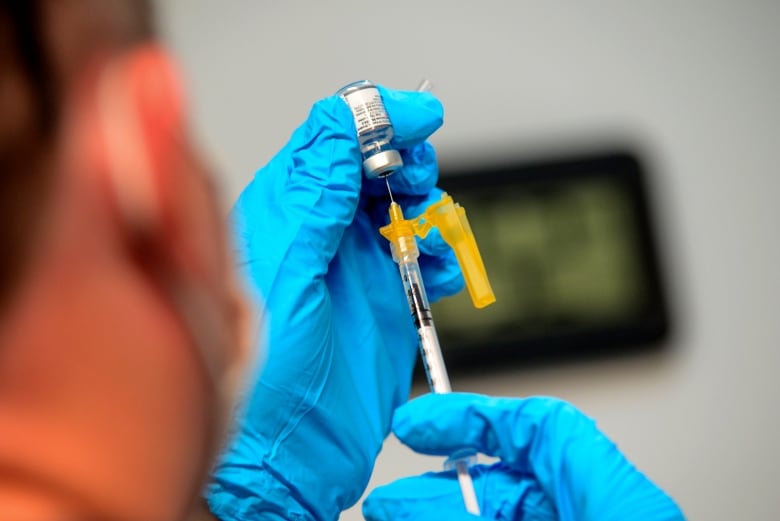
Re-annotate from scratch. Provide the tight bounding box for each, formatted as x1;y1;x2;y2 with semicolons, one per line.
88;44;258;504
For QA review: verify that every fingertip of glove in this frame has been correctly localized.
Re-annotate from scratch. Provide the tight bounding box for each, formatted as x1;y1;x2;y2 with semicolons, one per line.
417;226;448;256
391;143;438;194
376;84;443;114
522;396;597;434
363;472;479;521
391;393;486;451
425;270;465;304
418;248;465;303
375;85;444;146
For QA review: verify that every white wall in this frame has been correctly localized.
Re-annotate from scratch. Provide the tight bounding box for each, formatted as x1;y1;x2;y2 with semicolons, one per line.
155;2;780;519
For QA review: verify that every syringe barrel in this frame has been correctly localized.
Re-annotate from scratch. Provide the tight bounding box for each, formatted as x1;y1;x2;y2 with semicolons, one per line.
447;453;481;514
393;256;452;394
388;218;478;513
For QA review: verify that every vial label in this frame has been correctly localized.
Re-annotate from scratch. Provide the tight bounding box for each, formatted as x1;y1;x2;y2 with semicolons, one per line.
343;87;391;134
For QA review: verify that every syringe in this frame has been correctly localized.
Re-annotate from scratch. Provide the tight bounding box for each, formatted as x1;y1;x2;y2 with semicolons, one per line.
380;200;494;515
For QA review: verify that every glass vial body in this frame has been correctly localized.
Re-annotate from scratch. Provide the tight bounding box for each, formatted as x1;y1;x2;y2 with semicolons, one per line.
336;80;403;179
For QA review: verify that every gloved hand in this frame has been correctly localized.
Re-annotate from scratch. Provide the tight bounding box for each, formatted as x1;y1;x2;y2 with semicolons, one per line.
363;393;685;521
206;86;463;521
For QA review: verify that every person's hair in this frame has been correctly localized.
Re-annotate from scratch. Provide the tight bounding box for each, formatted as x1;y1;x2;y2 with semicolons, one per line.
0;0;155;310
0;0;54;310
2;1;56;135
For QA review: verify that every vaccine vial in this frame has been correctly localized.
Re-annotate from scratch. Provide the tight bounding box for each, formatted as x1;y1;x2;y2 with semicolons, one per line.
337;80;403;179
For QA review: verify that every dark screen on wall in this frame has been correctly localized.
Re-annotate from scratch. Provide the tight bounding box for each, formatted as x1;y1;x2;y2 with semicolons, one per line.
429;152;670;371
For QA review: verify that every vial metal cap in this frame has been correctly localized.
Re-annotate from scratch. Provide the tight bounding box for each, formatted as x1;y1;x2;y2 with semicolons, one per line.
363;149;403;179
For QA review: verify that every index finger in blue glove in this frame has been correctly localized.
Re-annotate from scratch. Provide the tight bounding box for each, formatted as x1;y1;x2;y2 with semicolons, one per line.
363;87;443;199
392;393;587;467
377;85;443;150
363;463;557;521
361;141;439;197
363;471;481;521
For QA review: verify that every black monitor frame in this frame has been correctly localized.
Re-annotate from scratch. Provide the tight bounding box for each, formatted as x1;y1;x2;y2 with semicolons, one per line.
426;150;671;375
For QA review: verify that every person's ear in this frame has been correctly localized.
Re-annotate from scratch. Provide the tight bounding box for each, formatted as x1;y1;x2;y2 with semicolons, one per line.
64;44;185;239
63;43;255;444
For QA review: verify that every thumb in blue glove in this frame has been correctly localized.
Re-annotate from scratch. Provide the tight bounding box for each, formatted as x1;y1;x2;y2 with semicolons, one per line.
363;393;685;521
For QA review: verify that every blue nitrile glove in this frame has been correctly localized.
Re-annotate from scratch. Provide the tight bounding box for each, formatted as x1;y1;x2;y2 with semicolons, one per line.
363;393;685;521
205;86;464;521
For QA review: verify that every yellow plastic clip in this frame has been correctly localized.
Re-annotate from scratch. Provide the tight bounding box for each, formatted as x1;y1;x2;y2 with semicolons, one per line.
380;193;496;309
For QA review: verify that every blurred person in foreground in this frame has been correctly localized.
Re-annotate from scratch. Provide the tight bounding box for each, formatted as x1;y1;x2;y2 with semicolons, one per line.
0;1;684;520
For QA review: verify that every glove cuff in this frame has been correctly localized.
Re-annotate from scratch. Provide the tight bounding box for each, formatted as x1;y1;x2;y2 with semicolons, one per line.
206;473;316;521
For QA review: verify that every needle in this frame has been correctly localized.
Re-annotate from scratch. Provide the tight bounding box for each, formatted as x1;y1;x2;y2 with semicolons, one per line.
385;175;395;203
